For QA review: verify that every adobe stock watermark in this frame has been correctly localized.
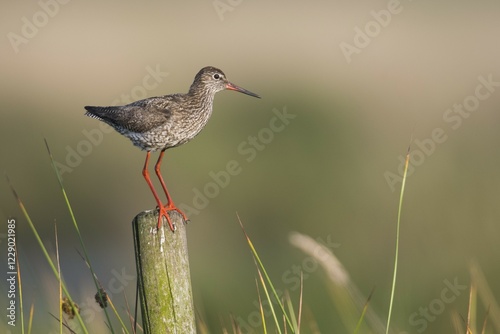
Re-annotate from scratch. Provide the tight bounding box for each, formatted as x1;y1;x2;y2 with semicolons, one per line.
178;106;295;217
213;0;244;21
236;234;340;333
5;218;17;327
408;277;467;333
7;0;72;54
384;73;499;192
340;0;416;64
54;65;169;175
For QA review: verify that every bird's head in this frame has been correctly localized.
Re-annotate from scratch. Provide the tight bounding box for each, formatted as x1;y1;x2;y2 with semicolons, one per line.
190;66;261;98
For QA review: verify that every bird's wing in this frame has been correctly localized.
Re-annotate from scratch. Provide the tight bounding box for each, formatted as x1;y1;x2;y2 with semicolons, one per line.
85;98;173;133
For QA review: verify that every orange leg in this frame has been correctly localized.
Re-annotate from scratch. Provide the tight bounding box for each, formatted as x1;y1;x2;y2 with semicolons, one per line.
154;149;189;224
142;151;175;231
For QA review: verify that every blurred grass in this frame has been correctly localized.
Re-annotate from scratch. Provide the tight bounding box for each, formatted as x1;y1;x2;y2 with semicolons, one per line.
7;175;90;333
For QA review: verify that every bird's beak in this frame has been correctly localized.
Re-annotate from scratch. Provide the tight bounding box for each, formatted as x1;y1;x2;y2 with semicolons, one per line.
226;82;261;98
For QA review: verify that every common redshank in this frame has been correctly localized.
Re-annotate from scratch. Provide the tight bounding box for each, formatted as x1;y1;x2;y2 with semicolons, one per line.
85;66;260;231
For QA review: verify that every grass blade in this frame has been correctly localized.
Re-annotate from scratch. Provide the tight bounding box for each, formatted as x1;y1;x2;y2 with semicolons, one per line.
55;223;63;334
284;290;298;331
289;232;386;332
48;313;78;334
470;260;500;331
238;213;295;332
386;145;411;334
467;280;477;334
256;267;282;334
44;139;122;333
6;175;89;334
15;247;25;334
75;249;130;333
480;305;490;334
28;303;34;334
297;272;303;334
354;287;375;334
255;278;268;334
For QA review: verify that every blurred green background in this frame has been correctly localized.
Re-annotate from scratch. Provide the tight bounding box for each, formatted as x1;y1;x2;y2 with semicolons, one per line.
1;1;500;333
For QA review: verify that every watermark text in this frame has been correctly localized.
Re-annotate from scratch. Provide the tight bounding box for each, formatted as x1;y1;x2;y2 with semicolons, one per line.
6;218;17;326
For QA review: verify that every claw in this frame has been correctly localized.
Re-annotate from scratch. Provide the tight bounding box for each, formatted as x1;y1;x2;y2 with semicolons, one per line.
166;205;188;222
156;205;188;232
158;206;176;232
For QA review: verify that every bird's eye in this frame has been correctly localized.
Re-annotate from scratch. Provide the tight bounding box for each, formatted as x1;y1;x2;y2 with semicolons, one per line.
213;73;221;80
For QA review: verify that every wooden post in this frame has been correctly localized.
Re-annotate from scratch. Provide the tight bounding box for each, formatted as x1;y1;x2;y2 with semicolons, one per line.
132;209;196;333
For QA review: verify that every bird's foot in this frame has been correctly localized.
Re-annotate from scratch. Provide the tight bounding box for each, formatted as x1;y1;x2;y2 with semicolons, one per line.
157;206;176;232
156;205;189;232
165;204;190;224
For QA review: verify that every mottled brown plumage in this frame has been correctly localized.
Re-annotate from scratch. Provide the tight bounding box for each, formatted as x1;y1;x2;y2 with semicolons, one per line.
85;66;260;231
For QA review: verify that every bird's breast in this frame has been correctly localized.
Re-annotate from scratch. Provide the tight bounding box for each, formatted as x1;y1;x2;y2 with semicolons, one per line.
126;109;213;151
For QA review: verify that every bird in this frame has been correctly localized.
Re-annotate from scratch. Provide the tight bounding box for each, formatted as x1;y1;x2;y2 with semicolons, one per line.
84;66;260;232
